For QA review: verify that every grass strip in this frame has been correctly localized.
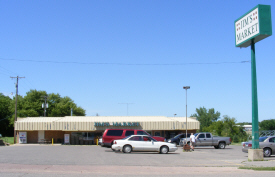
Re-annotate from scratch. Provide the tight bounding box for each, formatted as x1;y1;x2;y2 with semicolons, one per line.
239;166;275;171
0;137;15;145
230;142;242;146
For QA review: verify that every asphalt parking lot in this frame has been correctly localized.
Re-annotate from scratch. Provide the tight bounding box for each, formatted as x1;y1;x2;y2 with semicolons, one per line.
0;144;274;176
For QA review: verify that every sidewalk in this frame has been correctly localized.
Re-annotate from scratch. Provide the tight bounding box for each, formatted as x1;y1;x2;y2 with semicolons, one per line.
242;159;275;167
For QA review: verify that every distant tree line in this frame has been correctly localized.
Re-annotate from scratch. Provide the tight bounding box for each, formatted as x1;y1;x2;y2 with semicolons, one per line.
191;107;275;143
259;119;275;130
0;90;85;136
191;107;247;143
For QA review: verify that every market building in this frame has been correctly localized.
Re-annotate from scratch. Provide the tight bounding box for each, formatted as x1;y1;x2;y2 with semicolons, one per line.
15;116;200;144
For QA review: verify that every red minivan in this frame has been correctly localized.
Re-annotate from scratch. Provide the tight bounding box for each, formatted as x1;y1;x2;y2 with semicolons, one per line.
102;129;166;147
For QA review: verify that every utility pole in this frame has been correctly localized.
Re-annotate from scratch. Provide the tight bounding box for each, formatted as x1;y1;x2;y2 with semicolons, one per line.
118;103;134;116
10;76;25;144
41;96;48;117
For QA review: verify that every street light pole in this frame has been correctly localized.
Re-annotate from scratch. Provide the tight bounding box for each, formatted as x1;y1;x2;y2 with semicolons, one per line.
183;86;190;144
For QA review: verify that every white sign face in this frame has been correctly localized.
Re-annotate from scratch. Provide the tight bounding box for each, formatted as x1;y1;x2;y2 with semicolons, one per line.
235;8;259;46
64;134;70;144
19;132;27;144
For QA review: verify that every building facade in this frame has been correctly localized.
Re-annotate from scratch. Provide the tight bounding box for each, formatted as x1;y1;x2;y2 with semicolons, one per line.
15;116;200;144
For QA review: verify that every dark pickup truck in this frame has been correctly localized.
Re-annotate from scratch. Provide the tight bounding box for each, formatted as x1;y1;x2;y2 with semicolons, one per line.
182;132;231;149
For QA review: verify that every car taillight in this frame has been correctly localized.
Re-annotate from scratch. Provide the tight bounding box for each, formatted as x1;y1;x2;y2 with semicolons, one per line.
114;141;117;144
229;138;231;142
248;144;252;147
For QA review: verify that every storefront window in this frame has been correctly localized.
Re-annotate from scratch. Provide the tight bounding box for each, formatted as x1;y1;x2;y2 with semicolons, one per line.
154;132;160;136
82;132;94;140
72;132;94;140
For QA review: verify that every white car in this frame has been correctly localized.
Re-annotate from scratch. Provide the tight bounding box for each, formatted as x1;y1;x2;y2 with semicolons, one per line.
111;135;178;154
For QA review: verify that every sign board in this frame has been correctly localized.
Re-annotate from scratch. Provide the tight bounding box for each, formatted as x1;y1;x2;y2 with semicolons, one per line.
94;122;139;127
64;134;70;144
235;4;272;48
19;132;27;144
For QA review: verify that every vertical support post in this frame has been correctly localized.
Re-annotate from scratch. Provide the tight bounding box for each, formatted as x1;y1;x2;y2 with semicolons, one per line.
14;77;19;144
183;86;190;144
251;39;260;149
185;89;188;142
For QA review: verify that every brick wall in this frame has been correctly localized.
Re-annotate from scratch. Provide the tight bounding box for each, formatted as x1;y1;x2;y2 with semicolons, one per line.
45;131;65;143
26;131;38;143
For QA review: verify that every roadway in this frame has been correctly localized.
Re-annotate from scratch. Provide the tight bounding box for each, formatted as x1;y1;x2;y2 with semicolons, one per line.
0;144;274;176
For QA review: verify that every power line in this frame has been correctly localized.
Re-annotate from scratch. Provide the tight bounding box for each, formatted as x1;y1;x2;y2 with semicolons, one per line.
0;58;250;66
0;65;19;75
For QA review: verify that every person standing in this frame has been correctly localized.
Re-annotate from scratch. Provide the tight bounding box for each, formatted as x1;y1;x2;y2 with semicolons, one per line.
190;133;196;151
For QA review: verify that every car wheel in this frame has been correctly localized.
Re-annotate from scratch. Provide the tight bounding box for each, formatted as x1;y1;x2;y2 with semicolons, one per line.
218;142;225;149
123;145;132;153
214;146;219;149
263;148;271;157
160;146;169;154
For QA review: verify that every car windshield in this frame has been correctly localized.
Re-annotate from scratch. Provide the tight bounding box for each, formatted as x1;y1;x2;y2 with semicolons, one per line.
194;133;198;137
259;136;268;142
173;134;182;138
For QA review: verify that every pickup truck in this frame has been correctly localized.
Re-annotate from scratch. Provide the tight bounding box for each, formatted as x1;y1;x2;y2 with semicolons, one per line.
181;132;231;149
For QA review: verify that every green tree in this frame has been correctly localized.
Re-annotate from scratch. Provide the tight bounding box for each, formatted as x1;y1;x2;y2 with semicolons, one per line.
220;115;239;139
11;89;86;118
203;115;248;142
191;107;220;131
203;120;224;135
48;94;85;117
0;93;13;136
21;90;47;117
259;119;275;130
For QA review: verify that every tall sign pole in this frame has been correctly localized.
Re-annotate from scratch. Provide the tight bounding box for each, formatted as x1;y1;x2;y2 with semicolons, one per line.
235;4;272;160
251;39;260;149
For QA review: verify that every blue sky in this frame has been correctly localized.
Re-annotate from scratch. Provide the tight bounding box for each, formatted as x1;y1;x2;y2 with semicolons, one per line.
1;0;274;123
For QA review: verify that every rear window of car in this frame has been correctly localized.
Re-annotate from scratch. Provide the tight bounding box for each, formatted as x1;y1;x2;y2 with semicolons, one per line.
106;130;123;136
129;136;142;141
125;130;135;136
137;131;148;135
206;133;211;138
259;136;268;142
269;137;275;143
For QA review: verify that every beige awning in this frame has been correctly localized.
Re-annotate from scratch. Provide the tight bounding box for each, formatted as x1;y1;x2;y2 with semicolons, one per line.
15;116;199;131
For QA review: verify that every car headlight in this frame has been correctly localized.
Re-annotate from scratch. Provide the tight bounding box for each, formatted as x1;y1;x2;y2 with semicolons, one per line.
168;140;171;143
